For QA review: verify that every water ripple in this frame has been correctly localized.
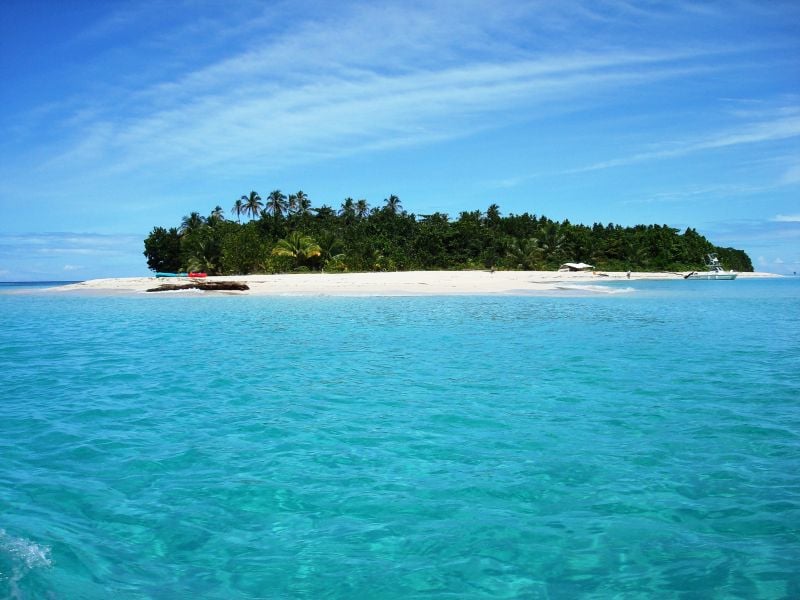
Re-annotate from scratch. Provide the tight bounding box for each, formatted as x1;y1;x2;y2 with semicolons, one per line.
1;282;799;598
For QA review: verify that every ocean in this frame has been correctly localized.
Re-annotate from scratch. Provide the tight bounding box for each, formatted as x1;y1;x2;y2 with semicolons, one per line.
1;279;798;599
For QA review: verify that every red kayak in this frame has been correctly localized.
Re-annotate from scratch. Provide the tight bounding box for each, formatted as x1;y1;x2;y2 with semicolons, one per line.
188;272;207;278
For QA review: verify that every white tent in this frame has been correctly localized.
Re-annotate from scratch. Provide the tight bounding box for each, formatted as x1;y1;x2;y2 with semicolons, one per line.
558;262;594;272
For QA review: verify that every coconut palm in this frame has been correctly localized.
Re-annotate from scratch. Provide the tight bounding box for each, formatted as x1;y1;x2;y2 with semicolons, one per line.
288;190;308;216
355;199;370;219
313;205;336;220
506;237;542;270
316;231;344;267
231;198;245;224
266;190;288;218
339;197;356;222
206;206;225;227
272;232;321;267
186;240;217;274
536;223;565;264
242;191;263;220
297;196;312;215
486;203;501;225
384;194;402;215
180;212;206;234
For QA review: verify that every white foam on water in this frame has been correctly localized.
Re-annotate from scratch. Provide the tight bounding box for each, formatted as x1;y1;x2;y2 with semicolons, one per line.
555;284;636;294
0;529;52;598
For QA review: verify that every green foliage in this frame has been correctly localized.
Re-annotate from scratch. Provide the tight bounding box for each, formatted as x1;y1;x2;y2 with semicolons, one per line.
220;223;270;274
143;194;754;274
272;232;321;269
143;227;181;272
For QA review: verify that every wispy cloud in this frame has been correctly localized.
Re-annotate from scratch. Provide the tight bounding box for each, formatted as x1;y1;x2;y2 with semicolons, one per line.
780;163;800;184
13;0;782;184
773;214;800;222
566;110;800;174
0;233;143;258
624;182;774;205
0;233;147;280
43;50;725;178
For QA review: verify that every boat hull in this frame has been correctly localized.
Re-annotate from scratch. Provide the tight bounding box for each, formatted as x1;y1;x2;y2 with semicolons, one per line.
686;272;737;280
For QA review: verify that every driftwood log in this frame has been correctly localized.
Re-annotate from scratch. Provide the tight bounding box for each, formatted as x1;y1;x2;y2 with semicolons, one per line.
146;281;250;293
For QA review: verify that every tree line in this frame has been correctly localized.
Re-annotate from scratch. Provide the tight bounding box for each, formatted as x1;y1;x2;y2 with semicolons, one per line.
143;190;753;274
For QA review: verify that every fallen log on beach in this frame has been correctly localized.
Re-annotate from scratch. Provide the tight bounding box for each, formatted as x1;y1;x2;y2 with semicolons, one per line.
145;281;250;293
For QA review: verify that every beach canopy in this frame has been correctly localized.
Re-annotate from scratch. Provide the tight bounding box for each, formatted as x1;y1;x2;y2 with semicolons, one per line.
558;262;594;272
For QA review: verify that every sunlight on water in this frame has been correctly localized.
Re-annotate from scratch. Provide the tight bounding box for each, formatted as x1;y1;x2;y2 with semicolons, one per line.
0;530;52;600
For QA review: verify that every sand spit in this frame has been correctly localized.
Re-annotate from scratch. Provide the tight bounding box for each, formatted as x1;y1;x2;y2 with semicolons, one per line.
43;270;781;297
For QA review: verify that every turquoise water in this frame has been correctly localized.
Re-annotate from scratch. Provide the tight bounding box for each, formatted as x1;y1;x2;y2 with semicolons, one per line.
1;280;799;599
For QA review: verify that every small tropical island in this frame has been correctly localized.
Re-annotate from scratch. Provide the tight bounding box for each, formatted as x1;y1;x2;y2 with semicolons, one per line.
144;190;753;275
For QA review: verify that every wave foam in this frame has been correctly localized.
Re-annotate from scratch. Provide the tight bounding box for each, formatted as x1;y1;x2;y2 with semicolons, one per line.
555;284;636;294
0;529;52;592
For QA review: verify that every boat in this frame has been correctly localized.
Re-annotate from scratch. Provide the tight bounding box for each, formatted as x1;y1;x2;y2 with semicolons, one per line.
188;272;207;278
684;254;737;280
155;272;188;278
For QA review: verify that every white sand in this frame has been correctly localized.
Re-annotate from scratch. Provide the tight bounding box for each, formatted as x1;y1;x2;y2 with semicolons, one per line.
44;270;781;296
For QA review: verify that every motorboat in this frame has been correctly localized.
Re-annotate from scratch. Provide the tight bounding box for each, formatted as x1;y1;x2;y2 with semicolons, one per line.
684;253;737;280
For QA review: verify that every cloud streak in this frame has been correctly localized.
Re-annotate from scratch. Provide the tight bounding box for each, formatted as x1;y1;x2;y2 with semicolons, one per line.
566;111;800;174
21;0;779;182
44;53;731;179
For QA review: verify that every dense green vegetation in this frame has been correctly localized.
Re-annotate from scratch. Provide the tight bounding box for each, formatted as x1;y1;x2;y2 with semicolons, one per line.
143;191;753;274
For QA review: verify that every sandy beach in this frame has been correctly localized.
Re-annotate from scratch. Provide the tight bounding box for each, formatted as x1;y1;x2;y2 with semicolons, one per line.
44;270;781;296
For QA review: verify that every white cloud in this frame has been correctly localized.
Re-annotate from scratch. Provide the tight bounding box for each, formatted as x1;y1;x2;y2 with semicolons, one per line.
780;163;800;184
0;233;143;258
773;214;800;222
44;47;729;179
568;111;800;174
23;0;775;182
626;182;771;205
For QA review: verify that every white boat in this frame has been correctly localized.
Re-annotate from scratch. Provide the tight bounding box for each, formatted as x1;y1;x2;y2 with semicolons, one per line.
684;253;738;280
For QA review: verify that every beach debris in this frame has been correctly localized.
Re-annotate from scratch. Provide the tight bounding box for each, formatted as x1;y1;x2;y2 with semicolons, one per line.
145;281;249;293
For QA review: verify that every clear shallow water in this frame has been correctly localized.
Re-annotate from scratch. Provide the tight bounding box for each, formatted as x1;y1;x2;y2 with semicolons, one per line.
1;280;799;599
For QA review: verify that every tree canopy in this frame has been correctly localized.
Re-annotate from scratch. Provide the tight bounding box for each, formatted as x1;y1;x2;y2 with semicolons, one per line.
143;191;753;275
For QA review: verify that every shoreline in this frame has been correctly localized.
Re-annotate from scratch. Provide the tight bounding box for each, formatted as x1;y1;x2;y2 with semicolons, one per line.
40;270;782;297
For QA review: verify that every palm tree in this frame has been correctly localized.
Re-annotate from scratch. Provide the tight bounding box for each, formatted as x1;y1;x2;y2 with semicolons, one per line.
231;198;245;224
288;190;308;216
180;212;206;234
506;238;542;270
242;191;263;220
384;194;402;215
355;199;370;219
272;232;321;267
314;205;336;219
536;223;565;264
339;197;356;221
186;239;217;273
486;203;501;225
207;205;225;227
297;196;312;215
266;190;288;218
317;231;344;269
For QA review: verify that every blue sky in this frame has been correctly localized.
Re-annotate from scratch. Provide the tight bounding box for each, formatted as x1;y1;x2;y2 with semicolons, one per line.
1;0;798;279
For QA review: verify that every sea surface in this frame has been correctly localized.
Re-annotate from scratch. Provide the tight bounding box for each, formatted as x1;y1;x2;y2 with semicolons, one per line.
1;279;798;599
